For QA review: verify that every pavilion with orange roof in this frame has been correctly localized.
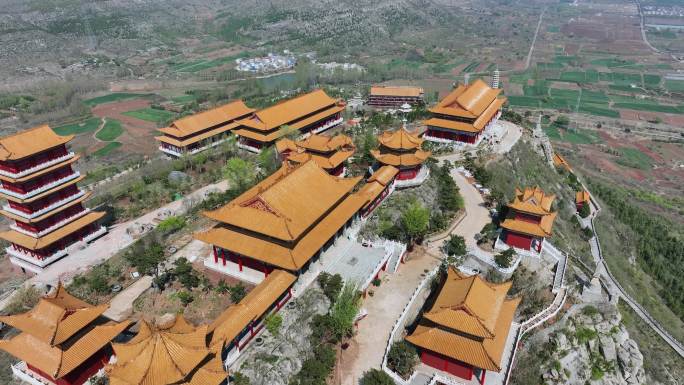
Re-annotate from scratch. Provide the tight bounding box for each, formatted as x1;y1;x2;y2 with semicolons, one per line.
275;133;355;176
499;186;558;252
106;315;226;385
405;267;520;384
0;283;131;385
156;100;255;157
233;89;345;153
424;79;507;145
368;85;424;109
370;128;431;187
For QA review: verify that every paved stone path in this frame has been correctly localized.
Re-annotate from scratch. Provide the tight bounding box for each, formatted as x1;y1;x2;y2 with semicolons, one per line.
103;276;153;322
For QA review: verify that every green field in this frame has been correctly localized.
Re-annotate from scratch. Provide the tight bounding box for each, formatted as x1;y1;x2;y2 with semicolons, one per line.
171;95;197;103
122;108;175;122
613;102;684;114
84;93;147;107
547;26;560;32
95;119;124;141
53;118;101;135
93;142;122;157
665;79;684;92
558;70;599;83
616;148;653;170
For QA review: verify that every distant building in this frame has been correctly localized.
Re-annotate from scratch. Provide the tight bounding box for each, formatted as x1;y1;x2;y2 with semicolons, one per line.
368;86;424;109
156;100;255;157
552;152;572;172
576;190;590;211
275;133;355;176
232;90;345;153
0;283;131;385
424;79;506;145
406;267;520;384
370;128;431;188
499;186;557;252
0;125;106;273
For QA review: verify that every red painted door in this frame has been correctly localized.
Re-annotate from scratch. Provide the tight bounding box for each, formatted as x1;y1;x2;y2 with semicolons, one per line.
505;231;532;250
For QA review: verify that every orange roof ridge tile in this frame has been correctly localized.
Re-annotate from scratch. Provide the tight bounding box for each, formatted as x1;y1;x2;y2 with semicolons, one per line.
0;125;73;161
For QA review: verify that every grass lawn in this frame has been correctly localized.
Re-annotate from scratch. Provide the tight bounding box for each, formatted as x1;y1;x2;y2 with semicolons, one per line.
53;117;101;135
122;108;175;122
544;125;562;141
665;79;684;92
93;142;122;157
84;93;146;107
616;147;653;170
95;119;124;141
561;129;600;144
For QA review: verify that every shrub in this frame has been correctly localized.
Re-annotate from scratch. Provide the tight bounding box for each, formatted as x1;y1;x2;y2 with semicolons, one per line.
578;202;591;218
264;313;283;336
230;283;246;303
177;290;194;306
495;248;516;268
157;216;186;233
387;341;418;379
231;372;251;385
173;257;200;289
443;234;466;257
360;369;394;385
318;273;343;303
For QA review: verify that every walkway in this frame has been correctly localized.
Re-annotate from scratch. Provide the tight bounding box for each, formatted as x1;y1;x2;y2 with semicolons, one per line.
103;276;153;322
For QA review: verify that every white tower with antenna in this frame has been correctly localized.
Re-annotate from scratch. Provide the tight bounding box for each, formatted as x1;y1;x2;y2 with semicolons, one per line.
491;68;500;89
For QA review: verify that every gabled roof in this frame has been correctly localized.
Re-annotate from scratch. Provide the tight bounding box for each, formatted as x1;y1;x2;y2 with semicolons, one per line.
287;150;354;170
370;149;431;167
275;138;298;154
508;186;556;215
107;316;212;385
159;100;254;138
209;270;296;347
377;128;424;150
0;125;73;161
500;212;557;237
0;283;106;346
370;86;424;98
296;134;354;153
236;90;337;132
203;161;362;242
429;79;504;119
367;166;399;186
576;190;590;204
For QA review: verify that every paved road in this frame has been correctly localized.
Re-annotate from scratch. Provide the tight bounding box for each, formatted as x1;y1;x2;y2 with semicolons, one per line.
524;8;546;71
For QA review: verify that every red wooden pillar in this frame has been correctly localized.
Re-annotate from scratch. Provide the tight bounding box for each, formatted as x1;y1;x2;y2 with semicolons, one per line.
238;256;243;271
221;250;226;266
479;369;486;384
212;246;218;263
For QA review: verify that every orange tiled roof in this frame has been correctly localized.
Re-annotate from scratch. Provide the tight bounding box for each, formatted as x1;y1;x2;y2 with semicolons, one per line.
367;165;399;186
508;186;556;216
156;122;240;148
371;149;431;167
287;150;354;170
158;100;254;138
181;354;226;385
209;270;296;347
424;118;480;133
296;134;354;153
377;128;424;150
576;190;590;205
107;316;214;385
275;138;298;154
553;153;572;171
429;79;504;119
0;125;73;161
0;211;105;250
405;268;520;372
370;85;424;98
202;161;362;242
236;90;338;132
0;283;103;345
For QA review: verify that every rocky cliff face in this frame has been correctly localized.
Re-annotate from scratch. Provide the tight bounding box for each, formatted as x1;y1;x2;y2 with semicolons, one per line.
543;305;645;385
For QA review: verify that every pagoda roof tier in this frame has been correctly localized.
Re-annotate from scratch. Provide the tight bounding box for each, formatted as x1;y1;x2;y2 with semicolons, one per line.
377;128;424;151
236;90;340;132
0;283;104;345
429;79;503;119
576;190;590;205
405;268;520;372
0;191;91;224
370;85;424;98
367;165;399;186
156;122;240;148
0;125;73;161
196;192;368;271
371;149;431;167
275;138;298;154
158;100;254;139
0;320;131;380
203;161;362;242
0;174;85;204
508;186;556;216
425;118;481;133
296;134;354;153
500;212;557;237
0;211;104;250
209;270;296;347
287;150;354;171
0;155;80;184
107;316;214;385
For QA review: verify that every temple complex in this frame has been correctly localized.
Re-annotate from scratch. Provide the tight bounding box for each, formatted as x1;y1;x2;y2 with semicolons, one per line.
500;186;557;252
275;133;355;176
406;267;520;384
233;90;345;153
370;128;431;188
0;125;106;273
424;79;506;144
208;269;296;365
0;283;131;385
156;100;255;157
368;86;424;109
106;315;226;385
195;160;368;283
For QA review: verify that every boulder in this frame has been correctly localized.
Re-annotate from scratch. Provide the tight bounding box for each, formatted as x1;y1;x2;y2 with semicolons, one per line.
599;335;617;361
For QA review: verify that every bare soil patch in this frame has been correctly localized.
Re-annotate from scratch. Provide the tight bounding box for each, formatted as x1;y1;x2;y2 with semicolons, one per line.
92;99;159;156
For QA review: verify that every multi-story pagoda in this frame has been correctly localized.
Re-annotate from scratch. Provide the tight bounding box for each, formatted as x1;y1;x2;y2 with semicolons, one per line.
424;79;506;145
275;133;355;176
106;315;226;385
368;86;424;109
195;160;368;283
0;125;106;273
370;128;431;188
406;267;520;384
500;186;557;252
233;89;345;153
156;100;255;157
0;283;131;385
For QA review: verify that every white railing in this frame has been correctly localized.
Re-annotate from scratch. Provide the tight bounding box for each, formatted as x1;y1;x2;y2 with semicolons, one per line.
7;247;68;269
11;208;90;238
1;190;86;219
395;166;430;188
159;146;184;157
203;257;265;285
0;152;75;179
307;117;344;136
11;361;55;385
361;247;393;291
83;226;107;243
237;142;261;153
159;138;230;158
427;373;466;385
0;171;80;200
